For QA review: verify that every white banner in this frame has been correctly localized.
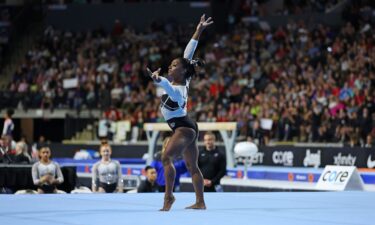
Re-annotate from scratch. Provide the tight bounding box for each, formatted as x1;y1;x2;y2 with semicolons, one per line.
63;78;78;89
114;120;131;143
260;118;273;130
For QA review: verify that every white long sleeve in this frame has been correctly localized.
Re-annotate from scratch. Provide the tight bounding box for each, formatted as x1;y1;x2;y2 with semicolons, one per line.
2;119;14;136
156;77;188;120
183;39;198;60
158;77;186;106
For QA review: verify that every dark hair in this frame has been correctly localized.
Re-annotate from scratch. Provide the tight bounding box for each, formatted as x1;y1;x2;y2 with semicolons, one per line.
153;151;162;161
6;109;14;117
145;165;155;172
179;58;205;80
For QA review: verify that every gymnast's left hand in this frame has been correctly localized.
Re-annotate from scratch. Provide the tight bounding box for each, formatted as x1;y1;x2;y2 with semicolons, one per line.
147;67;162;82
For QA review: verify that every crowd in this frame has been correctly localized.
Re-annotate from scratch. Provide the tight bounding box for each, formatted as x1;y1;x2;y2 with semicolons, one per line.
0;7;14;66
0;1;374;146
280;0;346;14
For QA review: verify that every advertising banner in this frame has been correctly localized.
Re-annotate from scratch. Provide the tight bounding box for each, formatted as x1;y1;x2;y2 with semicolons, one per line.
245;146;375;169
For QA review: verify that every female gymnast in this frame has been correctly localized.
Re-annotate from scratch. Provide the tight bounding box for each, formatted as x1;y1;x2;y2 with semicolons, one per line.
92;143;123;193
147;14;213;211
32;147;64;194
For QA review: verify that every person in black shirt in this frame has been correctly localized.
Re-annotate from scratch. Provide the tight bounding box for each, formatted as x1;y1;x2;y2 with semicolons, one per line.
198;132;226;192
14;142;31;164
359;108;372;143
137;166;159;193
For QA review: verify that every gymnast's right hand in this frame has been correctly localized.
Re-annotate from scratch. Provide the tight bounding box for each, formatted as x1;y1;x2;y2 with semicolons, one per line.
147;67;162;83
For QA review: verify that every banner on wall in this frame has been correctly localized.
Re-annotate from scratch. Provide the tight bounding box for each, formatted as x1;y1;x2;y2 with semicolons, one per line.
246;146;374;169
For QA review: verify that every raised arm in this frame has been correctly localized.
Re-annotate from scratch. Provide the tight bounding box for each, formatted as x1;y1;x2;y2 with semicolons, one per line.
147;69;185;105
184;14;213;60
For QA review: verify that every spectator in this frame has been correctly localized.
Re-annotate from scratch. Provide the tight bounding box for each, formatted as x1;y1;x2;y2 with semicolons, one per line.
0;135;14;163
13;141;31;164
364;134;373;148
31;147;64;194
98;115;112;140
1;134;16;156
31;135;48;160
35;135;48;150
359;108;372;144
137;165;158;193
2;108;14;137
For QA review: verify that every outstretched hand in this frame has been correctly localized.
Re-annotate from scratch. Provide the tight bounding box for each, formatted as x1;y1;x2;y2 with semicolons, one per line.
196;14;214;32
147;67;162;82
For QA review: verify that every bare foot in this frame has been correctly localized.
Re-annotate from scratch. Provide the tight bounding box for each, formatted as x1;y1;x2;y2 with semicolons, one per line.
185;202;206;210
159;195;175;211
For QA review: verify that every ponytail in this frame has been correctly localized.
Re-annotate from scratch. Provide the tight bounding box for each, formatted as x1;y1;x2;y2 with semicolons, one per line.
180;58;205;80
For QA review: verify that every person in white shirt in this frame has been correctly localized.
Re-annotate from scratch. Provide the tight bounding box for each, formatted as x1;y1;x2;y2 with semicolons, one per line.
2;109;14;137
147;14;213;211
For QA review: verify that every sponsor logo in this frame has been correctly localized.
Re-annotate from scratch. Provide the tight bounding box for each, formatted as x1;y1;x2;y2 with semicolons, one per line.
251;152;264;164
303;149;321;168
131;169;142;175
321;170;349;183
235;152;264;165
272;151;293;166
227;171;237;178
367;155;375;169
333;153;356;166
170;122;175;128
316;166;364;191
295;174;307;181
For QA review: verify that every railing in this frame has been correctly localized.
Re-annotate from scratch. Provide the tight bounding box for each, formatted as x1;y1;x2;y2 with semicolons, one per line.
144;122;237;167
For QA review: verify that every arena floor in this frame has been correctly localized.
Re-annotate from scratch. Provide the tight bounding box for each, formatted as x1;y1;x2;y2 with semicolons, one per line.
1;192;374;225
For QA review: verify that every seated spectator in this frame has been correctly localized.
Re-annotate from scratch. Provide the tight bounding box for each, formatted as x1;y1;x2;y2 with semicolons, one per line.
91;143;123;193
31;147;64;194
151;137;187;192
137;166;158;193
0;134;16;163
365;134;373;148
32;135;48;161
13;141;31;164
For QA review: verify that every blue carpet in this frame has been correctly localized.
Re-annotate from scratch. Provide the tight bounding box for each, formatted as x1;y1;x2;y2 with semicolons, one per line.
1;192;374;225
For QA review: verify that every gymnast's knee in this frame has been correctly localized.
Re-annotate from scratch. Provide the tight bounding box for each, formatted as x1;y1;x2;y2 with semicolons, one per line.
186;163;199;174
161;154;172;166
